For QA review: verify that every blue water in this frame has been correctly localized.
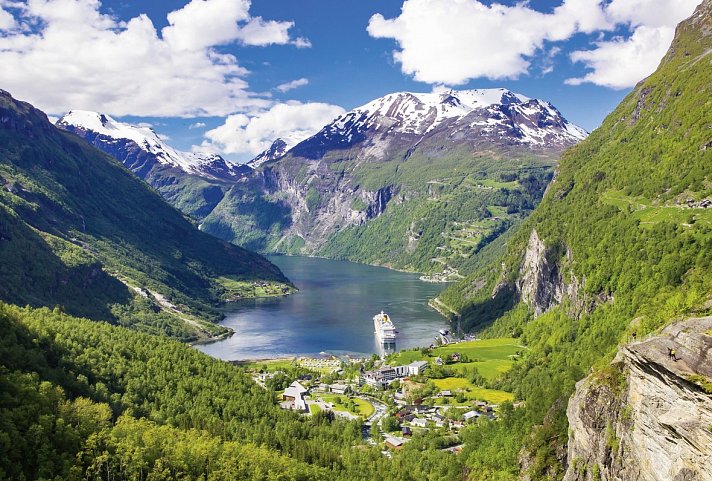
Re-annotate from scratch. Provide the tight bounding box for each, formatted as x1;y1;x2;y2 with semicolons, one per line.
195;256;449;360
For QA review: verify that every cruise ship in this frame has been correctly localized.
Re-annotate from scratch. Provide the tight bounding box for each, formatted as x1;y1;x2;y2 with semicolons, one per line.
373;310;397;342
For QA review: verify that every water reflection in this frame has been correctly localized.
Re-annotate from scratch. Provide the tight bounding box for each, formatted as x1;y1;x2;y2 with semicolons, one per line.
195;256;449;361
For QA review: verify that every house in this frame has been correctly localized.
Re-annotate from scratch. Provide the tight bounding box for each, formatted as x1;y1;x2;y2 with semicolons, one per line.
434;357;444;366
282;381;308;412
463;410;480;422
385;436;405;450
401;426;412;437
411;418;428;428
407;360;428;375
329;383;348;394
362;366;400;388
438;390;452;397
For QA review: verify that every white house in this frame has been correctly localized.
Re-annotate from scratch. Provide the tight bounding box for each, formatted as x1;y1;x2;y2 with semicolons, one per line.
411;418;428;428
463;410;480;422
283;381;308;412
407;360;428;375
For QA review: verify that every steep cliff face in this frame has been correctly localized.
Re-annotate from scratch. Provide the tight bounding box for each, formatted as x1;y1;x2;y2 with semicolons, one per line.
564;317;712;481
516;229;594;317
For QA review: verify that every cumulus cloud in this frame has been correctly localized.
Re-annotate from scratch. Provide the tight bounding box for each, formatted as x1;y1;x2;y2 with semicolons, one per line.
201;101;345;156
566;0;700;88
276;78;309;93
0;0;309;116
0;7;15;29
566;26;677;89
189;122;207;129
366;0;608;85
368;0;699;88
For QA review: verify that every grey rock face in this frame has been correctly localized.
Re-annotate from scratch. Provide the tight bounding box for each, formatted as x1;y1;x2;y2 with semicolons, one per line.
564;317;712;481
517;229;582;317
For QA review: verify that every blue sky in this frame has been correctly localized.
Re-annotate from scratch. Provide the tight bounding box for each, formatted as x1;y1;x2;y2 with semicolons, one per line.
0;0;700;161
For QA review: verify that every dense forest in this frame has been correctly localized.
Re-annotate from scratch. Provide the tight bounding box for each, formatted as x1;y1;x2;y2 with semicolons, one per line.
434;3;712;478
0;90;291;341
0;303;477;481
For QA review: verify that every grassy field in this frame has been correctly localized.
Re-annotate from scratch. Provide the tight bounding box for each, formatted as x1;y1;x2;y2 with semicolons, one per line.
601;190;712;228
241;358;298;372
432;378;514;404
315;394;375;418
217;276;296;300
390;338;523;381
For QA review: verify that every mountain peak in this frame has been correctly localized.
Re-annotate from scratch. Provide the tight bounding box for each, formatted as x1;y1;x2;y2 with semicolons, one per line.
57;111;243;180
247;138;289;169
289;87;587;159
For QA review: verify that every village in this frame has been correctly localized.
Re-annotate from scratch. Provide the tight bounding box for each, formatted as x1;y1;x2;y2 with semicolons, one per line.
242;337;523;454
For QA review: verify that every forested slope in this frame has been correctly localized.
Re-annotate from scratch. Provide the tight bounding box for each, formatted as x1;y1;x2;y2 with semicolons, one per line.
0;303;468;481
0;90;291;340
436;2;712;478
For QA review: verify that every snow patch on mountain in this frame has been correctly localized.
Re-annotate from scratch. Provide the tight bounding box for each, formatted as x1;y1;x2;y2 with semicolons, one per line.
247;138;289;169
320;88;587;146
57;111;240;177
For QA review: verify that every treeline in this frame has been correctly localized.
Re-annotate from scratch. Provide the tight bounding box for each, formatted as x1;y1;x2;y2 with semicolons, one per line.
436;11;712;479
0;303;467;481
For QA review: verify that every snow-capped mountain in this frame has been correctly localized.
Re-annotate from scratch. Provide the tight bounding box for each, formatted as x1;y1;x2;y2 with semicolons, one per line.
57;111;248;180
289;88;587;159
247;138;288;169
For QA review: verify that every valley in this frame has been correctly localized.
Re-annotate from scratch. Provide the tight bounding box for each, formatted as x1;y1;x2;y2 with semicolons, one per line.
59;88;582;279
0;1;711;481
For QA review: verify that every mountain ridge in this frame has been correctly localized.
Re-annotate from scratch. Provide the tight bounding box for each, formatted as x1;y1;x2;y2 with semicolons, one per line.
0;89;292;340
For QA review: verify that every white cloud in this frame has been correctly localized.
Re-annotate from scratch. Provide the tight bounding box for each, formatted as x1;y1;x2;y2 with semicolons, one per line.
162;0;300;49
566;0;700;88
366;0;608;85
0;0;308;116
566;25;677;89
605;0;701;28
0;7;15;29
368;0;699;89
201;101;345;156
276;77;309;93
293;37;312;48
189;122;207;129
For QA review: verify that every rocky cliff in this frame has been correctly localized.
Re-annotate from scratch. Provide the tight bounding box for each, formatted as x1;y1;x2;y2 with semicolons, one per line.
515;229;613;318
564;316;712;481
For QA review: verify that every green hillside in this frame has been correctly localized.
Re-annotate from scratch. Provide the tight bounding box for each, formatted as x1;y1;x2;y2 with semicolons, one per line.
434;4;712;479
0;302;464;481
0;91;292;340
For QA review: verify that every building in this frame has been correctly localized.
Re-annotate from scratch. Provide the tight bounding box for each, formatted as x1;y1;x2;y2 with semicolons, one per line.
411;418;428;428
362;361;429;388
282;381;308;412
463;410;480;422
407;360;428;375
384;436;405;450
438;390;452;397
329;383;348;394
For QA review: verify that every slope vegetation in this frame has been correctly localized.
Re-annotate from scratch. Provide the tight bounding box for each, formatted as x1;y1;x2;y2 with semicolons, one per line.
0;90;291;340
435;2;712;478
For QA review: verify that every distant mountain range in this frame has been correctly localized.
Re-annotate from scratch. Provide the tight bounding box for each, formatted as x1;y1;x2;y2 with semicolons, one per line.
57;110;250;181
58;88;587;278
289;88;586;160
0;90;291;341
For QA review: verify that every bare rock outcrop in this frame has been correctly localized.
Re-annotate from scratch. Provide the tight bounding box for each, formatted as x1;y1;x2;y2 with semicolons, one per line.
517;229;581;317
563;317;712;481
